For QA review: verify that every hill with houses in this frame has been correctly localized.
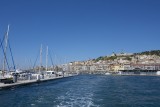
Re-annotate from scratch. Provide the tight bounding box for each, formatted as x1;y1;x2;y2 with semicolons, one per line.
67;50;160;73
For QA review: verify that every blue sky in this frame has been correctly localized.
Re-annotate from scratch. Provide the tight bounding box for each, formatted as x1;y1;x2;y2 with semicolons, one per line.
0;0;160;68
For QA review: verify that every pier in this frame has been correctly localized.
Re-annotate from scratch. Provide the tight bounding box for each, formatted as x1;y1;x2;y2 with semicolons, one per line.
0;75;75;89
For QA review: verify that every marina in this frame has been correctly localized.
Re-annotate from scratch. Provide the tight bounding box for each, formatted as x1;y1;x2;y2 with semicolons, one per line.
0;25;76;90
0;0;160;106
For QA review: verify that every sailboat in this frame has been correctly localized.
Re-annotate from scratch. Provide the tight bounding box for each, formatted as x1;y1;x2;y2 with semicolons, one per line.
45;46;56;77
0;25;16;83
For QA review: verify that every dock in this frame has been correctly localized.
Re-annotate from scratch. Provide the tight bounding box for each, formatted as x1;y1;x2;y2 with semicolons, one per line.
0;75;74;89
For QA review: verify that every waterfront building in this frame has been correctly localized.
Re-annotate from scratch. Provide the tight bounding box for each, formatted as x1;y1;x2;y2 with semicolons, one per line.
131;64;160;70
113;64;121;71
119;63;133;70
82;66;89;71
90;65;96;71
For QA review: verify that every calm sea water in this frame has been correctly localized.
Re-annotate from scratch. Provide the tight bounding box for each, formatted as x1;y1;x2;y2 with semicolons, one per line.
0;75;160;107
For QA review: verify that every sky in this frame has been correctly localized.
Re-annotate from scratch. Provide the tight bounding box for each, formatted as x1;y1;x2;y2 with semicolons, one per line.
0;0;160;69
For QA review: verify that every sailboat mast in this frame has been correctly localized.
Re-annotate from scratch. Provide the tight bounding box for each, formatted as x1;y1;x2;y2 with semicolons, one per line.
3;25;10;72
39;44;42;73
46;46;48;71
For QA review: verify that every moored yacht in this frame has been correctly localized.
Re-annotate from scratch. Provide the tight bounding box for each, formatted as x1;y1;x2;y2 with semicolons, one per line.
105;72;111;75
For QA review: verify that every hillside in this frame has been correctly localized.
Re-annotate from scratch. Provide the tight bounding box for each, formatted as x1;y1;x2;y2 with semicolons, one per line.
134;50;160;56
94;50;160;62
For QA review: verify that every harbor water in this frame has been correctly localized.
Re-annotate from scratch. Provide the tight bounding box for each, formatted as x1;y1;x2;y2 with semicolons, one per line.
0;75;160;107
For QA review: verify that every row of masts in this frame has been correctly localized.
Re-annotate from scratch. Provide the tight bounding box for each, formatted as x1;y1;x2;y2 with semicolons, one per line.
2;25;57;72
1;25;67;73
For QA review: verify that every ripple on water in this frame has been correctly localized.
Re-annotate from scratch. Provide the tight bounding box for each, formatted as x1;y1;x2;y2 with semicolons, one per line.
31;103;35;106
54;82;99;107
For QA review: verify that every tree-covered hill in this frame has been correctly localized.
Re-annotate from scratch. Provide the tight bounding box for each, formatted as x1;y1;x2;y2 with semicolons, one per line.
94;50;160;62
135;50;160;56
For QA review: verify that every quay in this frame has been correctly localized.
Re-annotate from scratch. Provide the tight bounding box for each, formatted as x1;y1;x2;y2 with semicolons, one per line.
118;69;160;76
0;75;74;89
